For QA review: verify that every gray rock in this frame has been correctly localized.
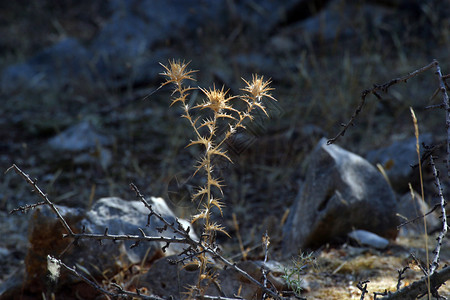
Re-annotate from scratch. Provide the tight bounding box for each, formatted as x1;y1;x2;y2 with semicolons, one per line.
397;191;441;236
86;0;223;88
132;255;200;299
21;196;197;295
25;205;85;293
366;134;433;191
46;120;113;169
348;230;389;250
48;121;114;152
76;197;197;277
283;138;398;253
1;38;93;94
134;256;285;300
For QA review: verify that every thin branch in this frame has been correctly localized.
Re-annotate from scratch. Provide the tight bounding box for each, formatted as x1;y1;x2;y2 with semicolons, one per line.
9;201;46;214
130;184;284;300
410;252;428;276
6;164;75;236
261;231;270;300
204;248;283;300
56;257;165;300
357;280;370;300
396;203;439;229
433;60;450;178
54;257;116;298
428;155;448;275
328;61;436;145
7;169;284;299
379;266;450;300
196;296;244;300
396;267;409;291
64;232;194;245
109;283;165;300
130;183;198;247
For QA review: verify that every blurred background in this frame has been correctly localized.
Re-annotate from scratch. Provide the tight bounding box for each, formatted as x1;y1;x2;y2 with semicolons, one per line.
1;0;449;286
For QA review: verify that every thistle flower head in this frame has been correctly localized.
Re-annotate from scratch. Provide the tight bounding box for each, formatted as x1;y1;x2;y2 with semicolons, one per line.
197;85;237;113
242;74;275;102
160;59;196;86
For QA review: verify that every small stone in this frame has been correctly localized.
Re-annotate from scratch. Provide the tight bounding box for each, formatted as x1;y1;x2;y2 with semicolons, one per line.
348;230;389;250
48;121;113;152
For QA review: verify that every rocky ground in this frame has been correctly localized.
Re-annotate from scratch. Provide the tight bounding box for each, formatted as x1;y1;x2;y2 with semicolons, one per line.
1;0;449;299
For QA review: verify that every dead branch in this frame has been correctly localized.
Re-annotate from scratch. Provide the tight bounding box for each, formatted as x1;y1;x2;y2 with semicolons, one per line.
6;164;75;236
429;155;448;275
327;61;436;145
379;266;450;300
7;164;284;300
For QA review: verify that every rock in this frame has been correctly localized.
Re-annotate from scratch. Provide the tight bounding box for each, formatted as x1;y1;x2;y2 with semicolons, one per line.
20;197;196;296
48;121;113;152
366;134;433;192
131;255;200;299
47;120;114;168
25;205;84;294
1;1;224;95
0;267;26;299
215;260;285;299
397;191;441;236
134;256;285;299
348;230;389;250
77;197;197;276
1;38;93;94
283;138;398;253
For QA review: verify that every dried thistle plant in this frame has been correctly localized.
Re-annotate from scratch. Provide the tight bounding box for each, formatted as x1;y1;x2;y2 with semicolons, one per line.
160;59;276;296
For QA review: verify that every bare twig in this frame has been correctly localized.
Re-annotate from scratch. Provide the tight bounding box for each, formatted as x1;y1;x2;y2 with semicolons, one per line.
379;266;450;300
357;280;370;300
261;231;270;300
8;165;283;299
396;266;409;291
434;60;450;178
130;183;284;300
396;203;440;229
373;289;388;299
428;155;448;275
55;257;165;300
109;282;165;300
6;164;75;236
9;201;46;214
130;183;198;249
328;61;436;145
410;252;428;276
196;296;244;300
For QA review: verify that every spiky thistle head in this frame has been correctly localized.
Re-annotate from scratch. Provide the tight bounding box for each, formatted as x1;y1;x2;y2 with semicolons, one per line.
242;74;275;101
196;85;237;114
160;59;196;87
241;75;276;116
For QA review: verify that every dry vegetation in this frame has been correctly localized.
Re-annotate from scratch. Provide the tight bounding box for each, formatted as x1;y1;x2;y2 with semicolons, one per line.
1;1;450;299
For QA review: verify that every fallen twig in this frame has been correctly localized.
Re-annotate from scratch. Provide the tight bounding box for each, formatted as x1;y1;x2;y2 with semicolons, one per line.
379;266;450;300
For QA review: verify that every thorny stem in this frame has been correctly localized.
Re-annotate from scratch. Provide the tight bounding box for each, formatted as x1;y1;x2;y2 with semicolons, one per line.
327;61;436;145
132;184;283;299
357;280;369;300
428;155;448;275
433;60;450;178
53;256;165;300
9;164;282;299
379;266;450;300
261;231;270;300
6;164;75;236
